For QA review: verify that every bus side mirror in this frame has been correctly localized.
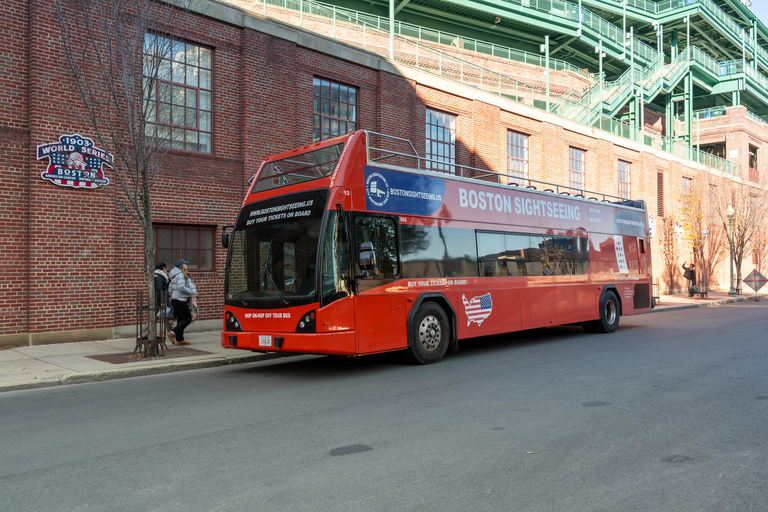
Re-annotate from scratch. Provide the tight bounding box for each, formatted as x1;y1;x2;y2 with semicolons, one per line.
359;242;376;271
222;225;234;248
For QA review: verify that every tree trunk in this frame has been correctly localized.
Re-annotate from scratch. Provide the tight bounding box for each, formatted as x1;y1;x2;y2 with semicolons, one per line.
145;222;157;355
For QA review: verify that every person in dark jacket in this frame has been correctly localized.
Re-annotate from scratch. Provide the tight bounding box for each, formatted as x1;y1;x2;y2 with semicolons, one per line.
682;262;696;297
154;262;173;335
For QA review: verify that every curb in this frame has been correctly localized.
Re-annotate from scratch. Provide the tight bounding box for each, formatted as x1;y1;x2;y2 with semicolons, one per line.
0;352;290;394
650;295;763;312
3;296;764;393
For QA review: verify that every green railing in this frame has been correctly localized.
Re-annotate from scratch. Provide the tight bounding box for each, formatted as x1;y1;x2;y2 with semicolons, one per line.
241;0;738;176
694;106;727;119
689;46;719;76
746;108;767;125
393;20;590;77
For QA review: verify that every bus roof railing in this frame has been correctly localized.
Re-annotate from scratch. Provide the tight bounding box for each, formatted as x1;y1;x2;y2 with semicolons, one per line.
363;131;644;211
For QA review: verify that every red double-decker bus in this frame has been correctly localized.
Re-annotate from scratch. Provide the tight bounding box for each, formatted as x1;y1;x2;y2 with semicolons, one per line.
221;131;652;364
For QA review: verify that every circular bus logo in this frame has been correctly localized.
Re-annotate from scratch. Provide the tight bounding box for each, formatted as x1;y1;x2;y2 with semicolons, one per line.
366;172;390;207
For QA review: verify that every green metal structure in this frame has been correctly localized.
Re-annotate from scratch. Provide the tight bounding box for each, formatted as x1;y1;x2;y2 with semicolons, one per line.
250;0;768;174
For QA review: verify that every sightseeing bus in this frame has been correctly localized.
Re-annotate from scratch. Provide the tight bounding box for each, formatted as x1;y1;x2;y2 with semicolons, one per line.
221;130;652;364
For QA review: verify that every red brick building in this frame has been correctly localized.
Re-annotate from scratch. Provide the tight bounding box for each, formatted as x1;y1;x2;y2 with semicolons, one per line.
2;0;766;346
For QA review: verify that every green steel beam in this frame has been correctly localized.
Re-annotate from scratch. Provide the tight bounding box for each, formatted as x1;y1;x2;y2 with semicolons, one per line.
394;0;411;15
711;76;743;95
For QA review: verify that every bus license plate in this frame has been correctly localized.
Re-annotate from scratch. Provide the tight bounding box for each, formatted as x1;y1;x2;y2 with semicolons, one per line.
259;335;272;347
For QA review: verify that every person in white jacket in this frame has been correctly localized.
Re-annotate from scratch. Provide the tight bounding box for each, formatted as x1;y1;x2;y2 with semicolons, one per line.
168;259;197;345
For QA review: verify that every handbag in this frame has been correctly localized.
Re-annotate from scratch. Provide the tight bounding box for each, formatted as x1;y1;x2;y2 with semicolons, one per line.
683;269;693;280
189;296;199;322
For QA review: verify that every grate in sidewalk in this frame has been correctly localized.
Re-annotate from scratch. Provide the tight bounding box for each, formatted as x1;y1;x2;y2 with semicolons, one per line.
86;347;213;364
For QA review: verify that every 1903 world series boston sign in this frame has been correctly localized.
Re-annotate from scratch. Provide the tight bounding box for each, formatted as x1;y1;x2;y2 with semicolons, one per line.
37;134;112;189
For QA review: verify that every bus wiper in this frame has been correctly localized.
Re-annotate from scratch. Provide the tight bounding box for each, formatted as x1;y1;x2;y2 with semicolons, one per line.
225;267;247;306
263;263;289;305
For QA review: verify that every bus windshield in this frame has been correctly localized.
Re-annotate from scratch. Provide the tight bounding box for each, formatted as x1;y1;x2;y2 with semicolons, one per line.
251;143;344;193
226;190;329;309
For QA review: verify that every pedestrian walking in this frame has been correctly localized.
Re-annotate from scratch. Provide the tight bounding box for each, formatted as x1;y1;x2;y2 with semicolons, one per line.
168;259;197;346
682;262;697;297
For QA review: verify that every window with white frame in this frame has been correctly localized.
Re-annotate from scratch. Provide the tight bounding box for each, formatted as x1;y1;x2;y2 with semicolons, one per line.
312;78;357;142
569;147;585;191
618;160;630;198
507;130;529;179
426;109;456;171
143;34;213;153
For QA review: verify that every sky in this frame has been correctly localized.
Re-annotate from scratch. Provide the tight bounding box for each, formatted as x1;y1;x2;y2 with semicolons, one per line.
753;3;768;26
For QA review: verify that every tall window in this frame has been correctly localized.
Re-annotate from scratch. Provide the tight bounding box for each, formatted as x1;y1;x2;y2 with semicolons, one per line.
683;176;693;196
143;34;213;153
749;145;759;182
426;109;456;171
313;78;357;142
618;160;631;198
569;147;585;191
507;130;529;179
656;171;664;217
155;225;214;270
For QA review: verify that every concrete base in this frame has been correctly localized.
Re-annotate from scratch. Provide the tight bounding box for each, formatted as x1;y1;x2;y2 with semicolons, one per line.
0;320;220;347
0;333;31;348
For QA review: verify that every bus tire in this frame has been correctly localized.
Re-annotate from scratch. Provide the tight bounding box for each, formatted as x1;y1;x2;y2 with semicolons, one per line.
590;290;620;334
407;302;449;364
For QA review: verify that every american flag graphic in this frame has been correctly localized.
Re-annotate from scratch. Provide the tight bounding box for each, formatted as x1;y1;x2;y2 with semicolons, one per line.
462;293;493;326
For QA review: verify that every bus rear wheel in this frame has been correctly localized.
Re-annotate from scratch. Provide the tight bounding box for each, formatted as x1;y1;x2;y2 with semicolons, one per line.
407;302;449;364
589;290;620;334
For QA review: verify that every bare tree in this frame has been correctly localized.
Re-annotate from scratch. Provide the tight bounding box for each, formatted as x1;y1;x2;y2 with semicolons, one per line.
55;0;191;353
679;177;707;293
702;222;726;289
752;218;768;274
717;179;768;290
659;216;679;293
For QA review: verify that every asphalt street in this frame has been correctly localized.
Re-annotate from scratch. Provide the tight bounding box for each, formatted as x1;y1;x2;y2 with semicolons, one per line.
1;301;767;511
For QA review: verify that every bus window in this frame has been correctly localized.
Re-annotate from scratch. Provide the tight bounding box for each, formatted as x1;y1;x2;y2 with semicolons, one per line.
477;231;530;277
573;236;590;274
355;216;398;276
503;234;528;276
252;143;344;193
477;232;507;276
400;225;478;279
527;236;568;276
320;211;350;304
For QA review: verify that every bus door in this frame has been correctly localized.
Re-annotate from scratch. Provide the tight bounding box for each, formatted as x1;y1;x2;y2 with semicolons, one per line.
353;215;406;354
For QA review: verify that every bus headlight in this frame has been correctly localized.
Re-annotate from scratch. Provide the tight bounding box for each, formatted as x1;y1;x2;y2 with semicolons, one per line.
295;310;316;332
225;311;243;332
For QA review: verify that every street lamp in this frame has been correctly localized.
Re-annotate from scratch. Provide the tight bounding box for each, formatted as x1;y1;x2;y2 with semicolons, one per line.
728;204;737;297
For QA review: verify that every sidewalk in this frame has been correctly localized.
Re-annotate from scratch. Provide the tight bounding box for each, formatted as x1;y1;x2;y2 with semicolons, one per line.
650;288;764;312
0;330;288;393
1;289;764;393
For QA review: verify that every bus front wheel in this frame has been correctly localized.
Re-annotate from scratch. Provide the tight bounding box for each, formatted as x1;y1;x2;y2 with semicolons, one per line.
588;290;620;334
407;302;449;364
